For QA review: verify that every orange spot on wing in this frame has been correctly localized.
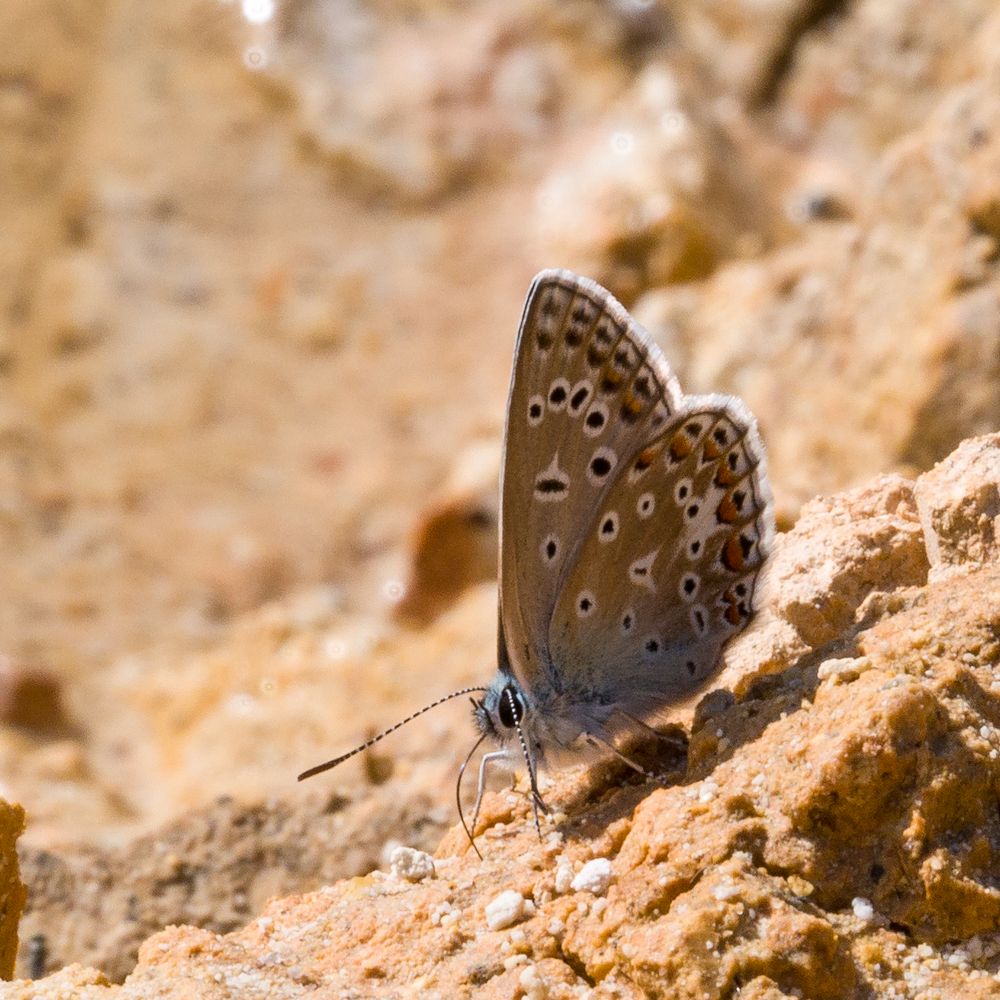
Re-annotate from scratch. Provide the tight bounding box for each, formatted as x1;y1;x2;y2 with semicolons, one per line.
702;438;722;461
716;492;739;524
601;368;624;392
714;461;739;487
633;443;661;475
669;432;692;462
722;534;746;572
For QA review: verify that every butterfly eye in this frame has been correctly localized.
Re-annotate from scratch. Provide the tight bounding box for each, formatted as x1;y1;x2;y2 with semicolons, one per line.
498;687;524;728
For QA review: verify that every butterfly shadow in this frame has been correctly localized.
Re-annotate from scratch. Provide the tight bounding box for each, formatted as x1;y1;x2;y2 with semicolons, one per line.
546;612;892;840
545;726;691;842
685;607;897;778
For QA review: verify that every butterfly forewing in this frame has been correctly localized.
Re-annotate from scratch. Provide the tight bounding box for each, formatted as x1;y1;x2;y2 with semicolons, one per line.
548;397;773;714
499;270;684;694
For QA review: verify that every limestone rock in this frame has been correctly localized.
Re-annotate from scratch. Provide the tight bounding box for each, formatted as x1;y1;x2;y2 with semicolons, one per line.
265;1;608;205
12;432;1000;996
17;790;450;982
657;0;819;102
534;63;785;301
915;433;1000;582
4;0;1000;997
634;29;1000;517
777;0;997;167
394;441;499;625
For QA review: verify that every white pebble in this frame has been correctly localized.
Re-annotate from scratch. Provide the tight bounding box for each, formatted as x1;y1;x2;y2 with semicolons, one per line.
519;964;549;1000
389;845;435;883
712;881;740;901
817;656;872;682
554;857;575;895
852;897;875;922
571;857;613;895
486;890;528;931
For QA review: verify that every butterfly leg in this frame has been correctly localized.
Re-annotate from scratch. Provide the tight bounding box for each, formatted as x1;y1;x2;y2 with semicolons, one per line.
470;749;509;840
609;708;687;779
612;708;681;745
585;732;661;784
531;786;551;814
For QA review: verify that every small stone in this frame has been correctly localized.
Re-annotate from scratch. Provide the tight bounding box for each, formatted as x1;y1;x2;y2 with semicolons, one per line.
389;846;435;883
571;858;613;895
817;656;872;682
698;780;719;803
485;890;528;931
554;857;575;895
519;963;549;1000
787;875;815;897
712;880;741;901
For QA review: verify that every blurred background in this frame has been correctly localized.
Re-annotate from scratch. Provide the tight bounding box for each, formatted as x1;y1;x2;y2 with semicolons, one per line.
2;0;1000;980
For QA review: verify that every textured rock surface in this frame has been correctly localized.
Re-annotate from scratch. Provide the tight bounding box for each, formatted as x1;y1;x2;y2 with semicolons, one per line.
532;62;787;301
914;433;1000;582
4;0;1000;995
11;434;1000;995
2;0;999;703
17;790;450;983
635;57;1000;520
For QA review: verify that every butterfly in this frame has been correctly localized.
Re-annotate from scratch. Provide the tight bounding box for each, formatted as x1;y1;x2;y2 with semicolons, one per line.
299;270;774;853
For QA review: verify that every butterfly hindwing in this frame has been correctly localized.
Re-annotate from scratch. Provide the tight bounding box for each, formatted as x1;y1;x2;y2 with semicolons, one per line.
548;396;773;715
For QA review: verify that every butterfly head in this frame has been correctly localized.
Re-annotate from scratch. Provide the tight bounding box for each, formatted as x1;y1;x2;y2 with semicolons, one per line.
472;676;527;746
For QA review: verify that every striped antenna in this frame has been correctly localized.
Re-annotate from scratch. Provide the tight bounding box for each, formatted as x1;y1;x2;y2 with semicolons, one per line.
297;686;490;782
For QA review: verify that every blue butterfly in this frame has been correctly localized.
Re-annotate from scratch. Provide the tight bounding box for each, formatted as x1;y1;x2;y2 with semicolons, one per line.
300;270;773;853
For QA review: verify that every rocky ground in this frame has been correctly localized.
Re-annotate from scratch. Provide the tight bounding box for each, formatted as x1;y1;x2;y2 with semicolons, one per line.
2;0;1000;996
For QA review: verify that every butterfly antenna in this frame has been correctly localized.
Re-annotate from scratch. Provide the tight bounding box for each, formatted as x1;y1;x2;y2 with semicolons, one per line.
506;687;544;842
297;686;490;782
456;730;488;860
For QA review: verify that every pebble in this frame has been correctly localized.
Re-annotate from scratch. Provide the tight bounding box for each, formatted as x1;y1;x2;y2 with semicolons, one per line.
571;857;613;895
485;890;528;931
519;964;549;1000
554;857;575;894
389;846;435;883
